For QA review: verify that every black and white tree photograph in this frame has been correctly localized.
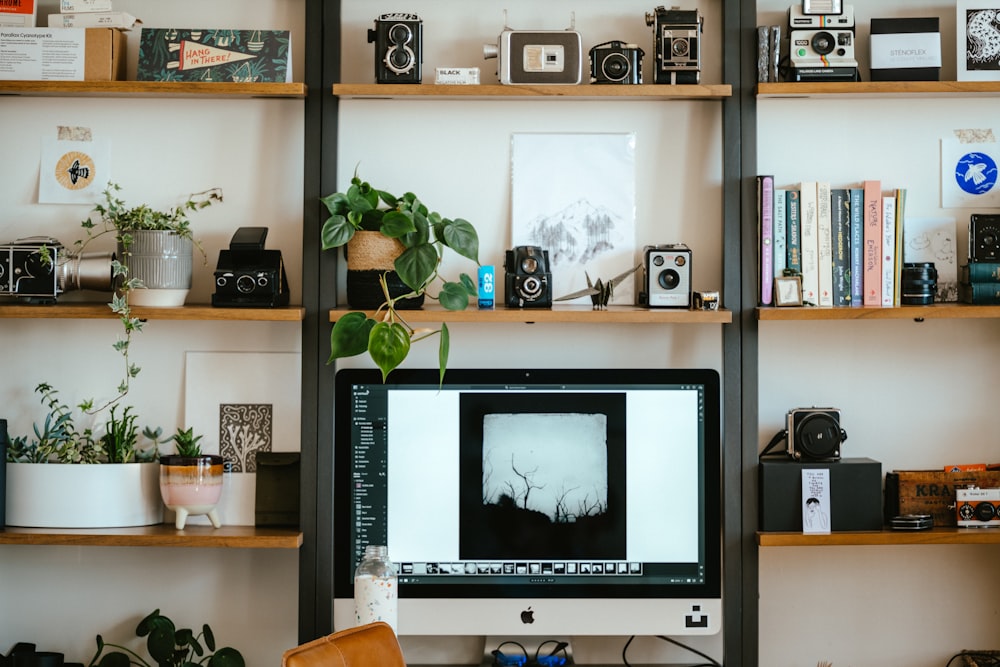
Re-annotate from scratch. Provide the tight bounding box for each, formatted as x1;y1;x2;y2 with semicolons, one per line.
459;392;627;560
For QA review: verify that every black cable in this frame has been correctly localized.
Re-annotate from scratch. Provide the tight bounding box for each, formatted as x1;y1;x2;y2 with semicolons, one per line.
621;634;722;667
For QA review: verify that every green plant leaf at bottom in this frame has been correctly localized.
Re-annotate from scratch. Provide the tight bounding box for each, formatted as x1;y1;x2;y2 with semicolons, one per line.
369;321;411;381
328;312;375;363
438;322;450;387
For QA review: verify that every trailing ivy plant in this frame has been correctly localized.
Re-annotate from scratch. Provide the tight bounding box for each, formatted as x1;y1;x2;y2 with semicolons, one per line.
320;171;480;382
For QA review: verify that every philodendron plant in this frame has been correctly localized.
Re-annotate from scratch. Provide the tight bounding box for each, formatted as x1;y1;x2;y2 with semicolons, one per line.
320;171;480;382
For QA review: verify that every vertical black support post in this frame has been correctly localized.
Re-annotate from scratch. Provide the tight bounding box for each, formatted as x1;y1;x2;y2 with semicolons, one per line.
299;0;341;643
738;0;762;665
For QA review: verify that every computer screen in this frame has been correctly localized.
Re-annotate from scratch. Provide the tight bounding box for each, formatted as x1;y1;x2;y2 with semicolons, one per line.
332;367;722;638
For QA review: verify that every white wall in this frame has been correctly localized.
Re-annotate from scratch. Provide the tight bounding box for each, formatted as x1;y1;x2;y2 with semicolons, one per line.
756;1;1000;665
1;1;303;665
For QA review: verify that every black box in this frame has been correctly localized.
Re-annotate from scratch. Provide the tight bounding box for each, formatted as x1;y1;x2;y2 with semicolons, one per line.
759;457;883;531
870;17;941;81
254;452;300;527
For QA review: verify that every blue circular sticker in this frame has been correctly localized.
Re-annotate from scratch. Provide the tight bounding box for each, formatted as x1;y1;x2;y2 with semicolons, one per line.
955;152;998;196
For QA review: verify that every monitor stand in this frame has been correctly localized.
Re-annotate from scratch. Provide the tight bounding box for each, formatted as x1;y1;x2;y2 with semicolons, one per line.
480;636;575;666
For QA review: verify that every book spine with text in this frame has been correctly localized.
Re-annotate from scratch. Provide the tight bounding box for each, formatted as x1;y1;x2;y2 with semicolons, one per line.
849;188;863;306
774;188;787;281
959;281;1000;304
831;187;851;306
786;189;801;275
816;181;833;307
758;175;774;305
799;182;819;305
881;194;896;307
863;180;882;306
893;188;906;306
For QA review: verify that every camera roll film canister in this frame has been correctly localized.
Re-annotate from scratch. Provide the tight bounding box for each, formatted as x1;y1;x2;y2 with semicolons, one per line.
478;265;495;309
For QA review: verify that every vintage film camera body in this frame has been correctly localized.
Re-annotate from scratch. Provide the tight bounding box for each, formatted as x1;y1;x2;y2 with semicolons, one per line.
642;244;692;308
0;236;113;303
645;6;702;84
956;488;1000;527
504;245;552;308
786;407;845;461
969;214;1000;262
787;2;859;82
484;13;582;85
212;227;290;308
589;40;644;84
368;12;423;83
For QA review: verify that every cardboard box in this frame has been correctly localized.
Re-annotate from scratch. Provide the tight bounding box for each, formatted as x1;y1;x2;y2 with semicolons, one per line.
759;457;884;532
0;27;124;81
884;469;1000;527
870;17;941;81
83;26;124;80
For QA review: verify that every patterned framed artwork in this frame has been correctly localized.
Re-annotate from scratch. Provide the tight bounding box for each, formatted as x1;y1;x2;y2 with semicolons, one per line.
957;1;1000;81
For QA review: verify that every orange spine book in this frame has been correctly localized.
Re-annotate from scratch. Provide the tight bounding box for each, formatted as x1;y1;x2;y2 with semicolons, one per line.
862;180;882;306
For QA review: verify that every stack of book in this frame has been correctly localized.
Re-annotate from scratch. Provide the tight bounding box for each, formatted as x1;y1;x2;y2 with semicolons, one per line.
757;175;907;307
48;0;140;30
959;262;1000;304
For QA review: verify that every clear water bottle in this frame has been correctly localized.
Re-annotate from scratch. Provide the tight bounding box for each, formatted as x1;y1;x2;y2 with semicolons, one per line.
353;544;398;631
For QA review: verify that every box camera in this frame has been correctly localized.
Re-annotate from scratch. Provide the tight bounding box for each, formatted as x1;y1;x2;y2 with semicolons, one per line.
645;6;702;85
788;2;859;82
0;236;113;303
786;408;845;461
483;12;582;85
956;487;1000;527
642;244;692;308
589;40;644;84
368;12;422;84
212;227;290;308
504;245;552;308
970;214;1000;262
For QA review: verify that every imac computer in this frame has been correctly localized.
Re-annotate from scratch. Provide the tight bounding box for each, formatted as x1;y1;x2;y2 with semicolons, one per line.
332;367;722;654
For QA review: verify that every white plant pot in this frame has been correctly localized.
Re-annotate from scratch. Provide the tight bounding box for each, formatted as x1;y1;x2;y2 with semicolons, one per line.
119;231;193;307
5;462;163;528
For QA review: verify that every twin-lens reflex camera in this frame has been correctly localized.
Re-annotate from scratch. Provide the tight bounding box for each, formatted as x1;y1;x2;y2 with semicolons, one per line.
369;12;423;83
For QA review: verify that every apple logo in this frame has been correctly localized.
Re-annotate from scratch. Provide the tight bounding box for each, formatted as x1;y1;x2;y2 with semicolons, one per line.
520;607;534;624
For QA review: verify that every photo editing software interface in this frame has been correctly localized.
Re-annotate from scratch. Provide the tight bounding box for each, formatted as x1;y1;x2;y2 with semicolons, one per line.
333;368;722;637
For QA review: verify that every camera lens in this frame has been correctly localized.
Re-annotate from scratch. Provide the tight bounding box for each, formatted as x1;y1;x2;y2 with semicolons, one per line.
388;23;412;45
811;31;835;56
520;256;539;274
237;275;257;294
519;276;543;298
658;269;680;290
900;262;937;305
602;53;630;81
386;45;413;72
671;38;689;58
974;502;997;522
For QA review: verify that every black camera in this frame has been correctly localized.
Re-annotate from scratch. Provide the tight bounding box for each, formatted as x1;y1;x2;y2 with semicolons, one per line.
368;12;423;84
504;245;552;308
786;408;845;461
212;227;290;308
970;214;1000;262
645;5;702;84
0;236;114;303
589;40;644;84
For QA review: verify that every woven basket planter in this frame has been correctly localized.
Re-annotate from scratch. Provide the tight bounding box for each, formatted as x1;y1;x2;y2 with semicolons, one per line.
345;231;424;309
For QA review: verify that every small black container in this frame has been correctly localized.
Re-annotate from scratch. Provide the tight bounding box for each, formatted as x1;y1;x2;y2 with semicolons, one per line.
900;262;938;305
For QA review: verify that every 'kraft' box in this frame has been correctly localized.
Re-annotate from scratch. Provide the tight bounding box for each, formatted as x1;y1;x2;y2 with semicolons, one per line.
0;27;125;81
869;17;941;81
760;457;883;531
884;469;1000;527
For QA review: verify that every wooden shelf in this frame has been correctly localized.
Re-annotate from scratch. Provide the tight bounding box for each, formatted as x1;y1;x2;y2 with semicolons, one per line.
0;302;305;321
758;527;1000;546
0;81;307;99
333;82;732;101
757;80;1000;99
757;303;1000;321
0;524;303;548
330;304;732;324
